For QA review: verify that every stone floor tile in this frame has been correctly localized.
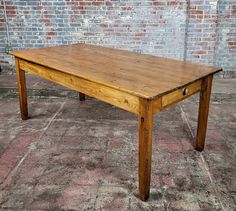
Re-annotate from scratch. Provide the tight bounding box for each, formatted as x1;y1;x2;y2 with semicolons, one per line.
0;183;34;210
95;186;129;210
29;184;66;210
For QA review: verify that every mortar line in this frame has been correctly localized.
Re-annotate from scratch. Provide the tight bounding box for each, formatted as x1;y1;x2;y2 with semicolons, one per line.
1;101;66;189
179;103;225;211
93;185;100;210
199;154;225;210
183;0;190;61
213;0;220;67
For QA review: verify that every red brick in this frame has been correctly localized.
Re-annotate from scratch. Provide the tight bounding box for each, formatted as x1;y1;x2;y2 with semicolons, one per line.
232;5;236;14
47;31;56;36
190;9;204;15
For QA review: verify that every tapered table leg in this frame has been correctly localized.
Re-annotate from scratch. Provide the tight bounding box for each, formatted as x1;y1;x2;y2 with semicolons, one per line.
196;75;213;151
79;93;85;101
15;58;28;120
138;98;153;201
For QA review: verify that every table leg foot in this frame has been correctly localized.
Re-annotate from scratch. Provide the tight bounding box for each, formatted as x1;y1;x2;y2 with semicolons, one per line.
79;93;85;101
196;75;213;151
15;59;28;120
138;99;153;201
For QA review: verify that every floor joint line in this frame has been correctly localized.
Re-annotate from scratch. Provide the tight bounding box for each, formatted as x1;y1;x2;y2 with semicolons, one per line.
0;101;66;189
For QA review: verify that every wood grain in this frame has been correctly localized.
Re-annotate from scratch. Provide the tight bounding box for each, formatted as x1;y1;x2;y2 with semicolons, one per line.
11;44;221;99
153;97;162;113
19;59;140;114
138;98;153;201
196;75;213;151
15;58;28;120
161;80;201;109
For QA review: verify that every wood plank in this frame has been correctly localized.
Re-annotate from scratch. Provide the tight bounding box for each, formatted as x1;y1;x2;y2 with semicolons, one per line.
11;44;222;99
15;58;28;120
138;98;153;201
19;59;140;115
153;97;162;113
196;75;213;151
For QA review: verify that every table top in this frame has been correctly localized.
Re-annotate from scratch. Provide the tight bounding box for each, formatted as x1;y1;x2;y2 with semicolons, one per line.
11;44;221;99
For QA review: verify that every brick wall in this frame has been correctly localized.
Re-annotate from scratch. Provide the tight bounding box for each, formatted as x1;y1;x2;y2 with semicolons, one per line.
0;0;235;77
215;0;236;77
186;0;218;65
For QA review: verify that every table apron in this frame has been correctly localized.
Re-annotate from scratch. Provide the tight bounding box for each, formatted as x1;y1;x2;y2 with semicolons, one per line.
153;79;202;113
18;59;140;115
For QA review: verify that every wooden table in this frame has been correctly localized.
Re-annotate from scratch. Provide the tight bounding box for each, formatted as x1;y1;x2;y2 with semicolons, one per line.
11;44;221;201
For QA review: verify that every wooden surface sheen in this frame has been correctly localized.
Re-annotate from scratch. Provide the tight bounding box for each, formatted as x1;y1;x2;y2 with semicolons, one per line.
11;44;221;99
